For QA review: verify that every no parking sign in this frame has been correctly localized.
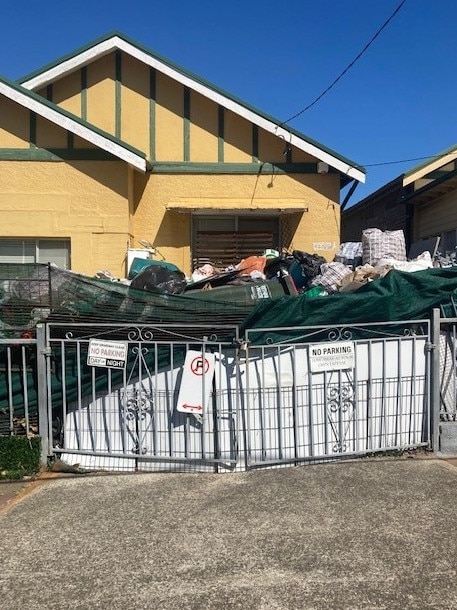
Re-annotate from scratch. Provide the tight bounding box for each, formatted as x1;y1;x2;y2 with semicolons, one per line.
176;349;215;415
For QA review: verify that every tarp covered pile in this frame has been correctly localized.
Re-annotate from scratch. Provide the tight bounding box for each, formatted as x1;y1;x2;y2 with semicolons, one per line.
0;228;455;341
241;265;457;342
0;263;255;338
241;227;456;342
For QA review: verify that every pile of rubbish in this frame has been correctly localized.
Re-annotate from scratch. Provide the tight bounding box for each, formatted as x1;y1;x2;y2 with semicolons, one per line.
301;227;435;296
97;248;299;302
103;228;437;300
0;227;451;339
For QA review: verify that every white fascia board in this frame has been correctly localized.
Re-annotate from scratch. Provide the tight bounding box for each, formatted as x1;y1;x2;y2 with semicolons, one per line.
21;39;118;90
0;81;147;172
403;151;457;186
22;35;364;183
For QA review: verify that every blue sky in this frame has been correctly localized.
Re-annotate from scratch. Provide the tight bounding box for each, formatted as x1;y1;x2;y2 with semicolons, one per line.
0;1;454;205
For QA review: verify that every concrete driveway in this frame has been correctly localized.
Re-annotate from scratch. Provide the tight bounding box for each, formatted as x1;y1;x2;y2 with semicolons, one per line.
1;458;457;610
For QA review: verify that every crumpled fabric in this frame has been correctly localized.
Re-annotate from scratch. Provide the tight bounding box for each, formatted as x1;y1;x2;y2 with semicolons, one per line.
310;261;353;293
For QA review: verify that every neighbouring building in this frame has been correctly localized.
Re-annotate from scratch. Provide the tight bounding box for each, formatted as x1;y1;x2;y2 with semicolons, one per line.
0;32;365;277
342;145;457;257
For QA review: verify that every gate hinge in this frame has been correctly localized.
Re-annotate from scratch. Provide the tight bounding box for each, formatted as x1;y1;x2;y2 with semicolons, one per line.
424;342;436;352
40;347;53;357
234;339;249;351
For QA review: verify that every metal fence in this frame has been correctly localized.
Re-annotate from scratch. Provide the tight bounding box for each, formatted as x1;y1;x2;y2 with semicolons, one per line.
43;322;241;473
242;320;431;468
1;318;435;472
0;336;39;438
429;308;457;452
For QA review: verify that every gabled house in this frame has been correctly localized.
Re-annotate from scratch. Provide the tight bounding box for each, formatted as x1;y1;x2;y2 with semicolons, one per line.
341;144;457;256
0;32;365;276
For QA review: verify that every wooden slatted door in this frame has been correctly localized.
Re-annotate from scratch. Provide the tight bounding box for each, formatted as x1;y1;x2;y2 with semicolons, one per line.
193;231;275;269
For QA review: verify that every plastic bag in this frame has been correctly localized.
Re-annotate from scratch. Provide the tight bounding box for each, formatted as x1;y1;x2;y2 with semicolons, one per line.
290;251;327;288
334;242;363;268
362;228;406;266
130;264;187;295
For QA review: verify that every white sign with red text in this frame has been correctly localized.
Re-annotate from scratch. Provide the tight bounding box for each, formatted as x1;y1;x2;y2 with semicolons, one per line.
176;350;215;415
87;339;127;369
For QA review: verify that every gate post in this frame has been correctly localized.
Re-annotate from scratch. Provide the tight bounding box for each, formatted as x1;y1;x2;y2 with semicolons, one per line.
431;308;441;452
36;323;50;466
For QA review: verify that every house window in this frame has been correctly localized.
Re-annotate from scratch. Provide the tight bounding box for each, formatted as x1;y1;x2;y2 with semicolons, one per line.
192;215;280;269
0;239;70;268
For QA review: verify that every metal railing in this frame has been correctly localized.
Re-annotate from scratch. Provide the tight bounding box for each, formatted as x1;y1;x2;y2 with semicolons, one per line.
243;320;431;468
1;318;436;472
0;336;39;437
43;322;241;472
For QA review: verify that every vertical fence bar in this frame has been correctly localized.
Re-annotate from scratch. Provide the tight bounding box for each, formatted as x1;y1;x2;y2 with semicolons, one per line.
306;345;315;458
396;338;402;447
21;346;29;435
366;340;373;451
36;323;50;465
275;346;283;460
260;346;266;461
6;347;13;434
452;324;457;421
292;345;298;462
431;308;441;451
234;341;241;469
352;350;359;453
200;340;207;460
245;342;252;469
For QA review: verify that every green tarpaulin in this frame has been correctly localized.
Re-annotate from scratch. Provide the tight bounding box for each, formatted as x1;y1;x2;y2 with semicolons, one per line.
3;264;457;422
241;266;457;342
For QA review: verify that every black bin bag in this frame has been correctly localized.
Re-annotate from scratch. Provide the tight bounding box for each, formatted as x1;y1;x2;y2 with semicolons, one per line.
129;264;187;295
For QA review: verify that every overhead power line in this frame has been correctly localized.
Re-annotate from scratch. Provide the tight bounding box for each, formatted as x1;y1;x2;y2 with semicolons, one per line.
279;0;408;127
362;153;457;168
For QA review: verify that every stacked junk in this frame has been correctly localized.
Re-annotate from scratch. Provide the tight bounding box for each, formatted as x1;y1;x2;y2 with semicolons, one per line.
117;227;436;299
0;227;446;339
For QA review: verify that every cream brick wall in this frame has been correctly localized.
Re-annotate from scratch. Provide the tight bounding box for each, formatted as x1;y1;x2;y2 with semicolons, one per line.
133;172;340;273
0;160;130;276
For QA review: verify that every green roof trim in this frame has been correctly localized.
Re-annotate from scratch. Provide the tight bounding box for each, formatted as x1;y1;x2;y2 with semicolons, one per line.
404;142;457;178
0;148;120;161
402;165;457;203
18;31;365;177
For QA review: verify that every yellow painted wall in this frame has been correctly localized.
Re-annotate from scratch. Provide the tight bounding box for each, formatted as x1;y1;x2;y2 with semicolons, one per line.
258;129;288;163
121;54;150;154
190;91;218;162
86;55;116;135
155;73;184;161
73;135;97;150
0;159;131;276
0;98;29;147
36;115;68;148
224;111;252;163
133;171;340;273
51;71;82;116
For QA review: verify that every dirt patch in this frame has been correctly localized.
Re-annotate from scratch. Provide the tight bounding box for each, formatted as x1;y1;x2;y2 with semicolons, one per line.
0;479;38;513
443;457;457;469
